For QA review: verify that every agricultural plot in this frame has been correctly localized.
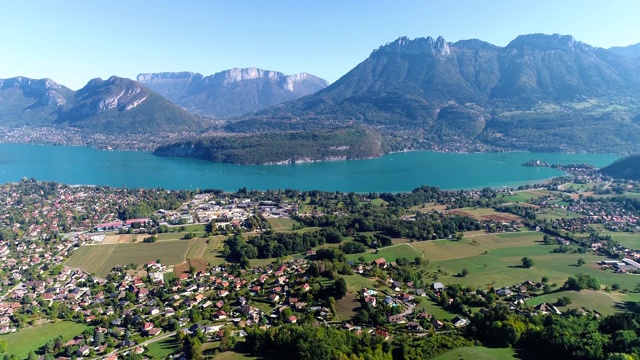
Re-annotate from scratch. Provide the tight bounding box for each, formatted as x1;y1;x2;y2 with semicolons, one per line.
411;231;542;262
449;208;521;222
66;240;194;277
0;321;89;359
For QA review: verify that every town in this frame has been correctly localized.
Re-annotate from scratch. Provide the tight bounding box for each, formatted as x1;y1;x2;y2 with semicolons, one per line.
1;173;640;359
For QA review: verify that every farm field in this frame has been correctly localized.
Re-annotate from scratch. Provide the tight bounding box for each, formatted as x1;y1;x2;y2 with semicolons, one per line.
346;243;423;263
66;240;194;277
432;346;518;360
411;231;543;262
0;321;90;359
449;207;521;222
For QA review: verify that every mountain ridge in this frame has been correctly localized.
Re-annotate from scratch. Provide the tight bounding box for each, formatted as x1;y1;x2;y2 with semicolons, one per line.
137;68;329;118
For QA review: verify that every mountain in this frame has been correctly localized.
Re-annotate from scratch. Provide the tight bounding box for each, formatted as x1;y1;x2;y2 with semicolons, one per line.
58;76;207;133
600;155;640;181
229;34;640;154
137;68;329;118
609;43;640;58
0;77;74;126
0;76;209;135
154;126;384;165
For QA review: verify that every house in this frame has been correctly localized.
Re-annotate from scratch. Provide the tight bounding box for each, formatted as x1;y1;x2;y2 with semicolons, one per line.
215;310;227;320
269;294;280;303
287;315;297;324
432;282;445;292
451;316;469;328
374;329;389;340
148;328;162;336
388;315;406;324
406;322;424;332
373;258;387;268
496;288;514;297
77;345;91;356
364;296;377;307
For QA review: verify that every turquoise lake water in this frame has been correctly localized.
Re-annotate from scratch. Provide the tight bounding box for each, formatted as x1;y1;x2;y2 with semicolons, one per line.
0;143;620;192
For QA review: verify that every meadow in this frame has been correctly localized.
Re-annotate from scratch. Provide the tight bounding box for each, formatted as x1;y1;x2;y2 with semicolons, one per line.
432;346;518;360
0;321;89;359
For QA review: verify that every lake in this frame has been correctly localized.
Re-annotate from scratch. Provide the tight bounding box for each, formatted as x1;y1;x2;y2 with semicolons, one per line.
0;143;619;192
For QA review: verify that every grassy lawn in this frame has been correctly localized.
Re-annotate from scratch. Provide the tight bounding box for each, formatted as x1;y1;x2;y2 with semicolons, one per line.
415;300;458;320
146;337;180;359
0;321;90;359
432;346;519;360
346;243;423;263
66;240;193;277
343;274;380;292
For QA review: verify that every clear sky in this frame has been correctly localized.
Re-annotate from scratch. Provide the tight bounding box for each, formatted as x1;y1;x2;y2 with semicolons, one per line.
2;0;639;90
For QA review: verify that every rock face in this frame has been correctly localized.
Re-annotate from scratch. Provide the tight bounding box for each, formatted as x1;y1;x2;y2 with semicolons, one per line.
137;68;329;118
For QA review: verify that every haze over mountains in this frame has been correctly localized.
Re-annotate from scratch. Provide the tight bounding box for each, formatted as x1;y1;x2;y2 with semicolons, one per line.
2;33;640;159
137;68;328;118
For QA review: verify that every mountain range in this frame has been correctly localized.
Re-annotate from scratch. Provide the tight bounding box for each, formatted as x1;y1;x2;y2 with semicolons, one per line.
0;75;207;134
2;33;640;159
137;68;328;118
226;33;640;154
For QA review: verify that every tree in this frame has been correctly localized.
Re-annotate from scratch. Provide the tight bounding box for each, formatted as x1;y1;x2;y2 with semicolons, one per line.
460;268;470;277
521;257;534;268
577;258;586;267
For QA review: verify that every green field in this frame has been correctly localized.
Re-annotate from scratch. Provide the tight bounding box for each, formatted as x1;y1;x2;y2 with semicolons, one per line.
266;218;298;232
501;190;550;203
411;232;543;262
526;289;636;316
346;243;423;263
0;321;90;359
146;337;179;359
203;235;228;266
66;240;195;277
432;346;519;360
333;292;359;321
536;208;584;221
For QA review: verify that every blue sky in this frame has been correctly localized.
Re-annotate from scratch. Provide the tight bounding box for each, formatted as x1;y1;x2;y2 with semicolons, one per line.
2;0;639;89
